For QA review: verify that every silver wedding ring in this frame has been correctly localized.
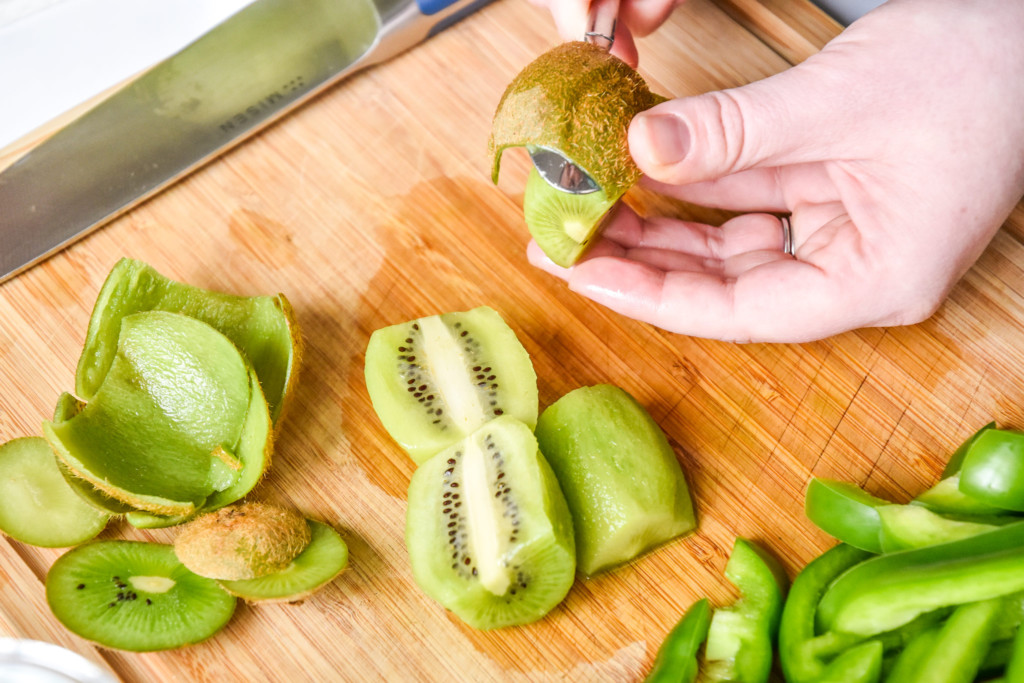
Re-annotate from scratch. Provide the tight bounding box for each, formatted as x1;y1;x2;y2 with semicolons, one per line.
780;215;795;256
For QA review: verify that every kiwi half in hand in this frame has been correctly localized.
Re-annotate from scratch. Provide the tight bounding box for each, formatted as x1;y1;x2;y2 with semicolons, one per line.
0;437;109;547
405;416;576;630
365;306;538;464
46;541;236;651
75;257;301;425
535;384;696;576
489;41;665;266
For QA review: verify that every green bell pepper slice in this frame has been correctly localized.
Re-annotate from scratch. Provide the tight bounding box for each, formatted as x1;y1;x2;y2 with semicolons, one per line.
876;504;1003;552
804;478;889;553
913;473;1010;516
959;429;1024;512
817;521;1024;637
942;422;997;478
816;640;883;683
900;597;1003;683
1007;621;1024;683
644;598;711;683
702;537;789;683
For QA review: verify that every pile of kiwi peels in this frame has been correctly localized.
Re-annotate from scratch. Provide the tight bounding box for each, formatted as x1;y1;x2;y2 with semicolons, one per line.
0;259;348;652
366;306;696;629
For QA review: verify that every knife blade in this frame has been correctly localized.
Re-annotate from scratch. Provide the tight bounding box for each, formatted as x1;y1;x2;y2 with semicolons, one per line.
0;0;491;284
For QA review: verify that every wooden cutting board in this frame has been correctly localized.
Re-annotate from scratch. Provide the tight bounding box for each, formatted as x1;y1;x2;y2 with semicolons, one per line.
1;0;1022;680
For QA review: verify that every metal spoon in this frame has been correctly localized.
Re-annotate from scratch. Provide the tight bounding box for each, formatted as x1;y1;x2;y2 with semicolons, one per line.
528;0;619;195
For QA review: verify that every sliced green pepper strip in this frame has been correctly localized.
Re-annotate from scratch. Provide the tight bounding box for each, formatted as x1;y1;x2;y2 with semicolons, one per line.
882;625;941;682
778;543;872;683
960;429;1024;512
902;597;1003;683
804;478;889;553
817;521;1024;637
816;639;883;683
942;421;997;478
877;504;1002;552
1007;622;1024;683
702;538;788;683
913;473;1009;516
644;598;711;683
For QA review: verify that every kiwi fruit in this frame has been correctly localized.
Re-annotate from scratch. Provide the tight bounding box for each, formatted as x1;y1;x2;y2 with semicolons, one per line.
43;311;256;516
522;165;618;267
0;437;109;547
405;416;576;630
218;520;349;602
75;257;301;425
364;306;539;464
174;503;312;580
46;540;236;651
534;384;696;576
489;42;665;266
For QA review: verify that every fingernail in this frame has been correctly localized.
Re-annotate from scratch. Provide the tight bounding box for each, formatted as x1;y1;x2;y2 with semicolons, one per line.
636;113;690;166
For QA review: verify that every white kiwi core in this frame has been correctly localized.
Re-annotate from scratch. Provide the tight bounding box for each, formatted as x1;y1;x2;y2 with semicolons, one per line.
418;315;488;433
462;436;511;595
129;575;176;593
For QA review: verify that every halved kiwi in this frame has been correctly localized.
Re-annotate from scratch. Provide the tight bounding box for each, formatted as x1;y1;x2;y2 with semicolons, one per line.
0;437;109;547
44;311;254;515
218;520;349;602
364;306;539;464
174;503;312;581
523;166;618;267
535;384;696;576
46;541;236;651
75;258;301;425
405;416;576;630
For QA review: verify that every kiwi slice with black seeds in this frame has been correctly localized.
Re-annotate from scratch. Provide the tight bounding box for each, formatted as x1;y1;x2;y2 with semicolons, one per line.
405;416;575;630
218;520;349;602
523;166;618;267
365;306;538;464
0;437;109;547
46;541;236;651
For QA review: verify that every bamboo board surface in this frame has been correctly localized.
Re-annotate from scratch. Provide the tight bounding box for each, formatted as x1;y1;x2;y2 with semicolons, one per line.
2;0;1024;680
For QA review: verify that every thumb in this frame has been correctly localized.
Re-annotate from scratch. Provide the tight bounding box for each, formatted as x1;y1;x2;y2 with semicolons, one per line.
628;66;841;185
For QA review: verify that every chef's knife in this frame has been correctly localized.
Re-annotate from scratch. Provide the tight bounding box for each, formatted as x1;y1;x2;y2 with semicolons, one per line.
0;0;490;284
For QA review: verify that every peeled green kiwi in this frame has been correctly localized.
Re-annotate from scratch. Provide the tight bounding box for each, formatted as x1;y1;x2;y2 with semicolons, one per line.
405;416;576;630
364;306;539;464
44;311;256;516
535;384;696;576
523;166;618;267
0;437;109;547
218;520;349;602
75;257;301;425
174;503;312;580
46;541;236;651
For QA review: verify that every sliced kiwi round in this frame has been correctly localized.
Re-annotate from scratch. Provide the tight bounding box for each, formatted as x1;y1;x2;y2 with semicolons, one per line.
489;41;665;199
75;257;302;425
44;311;254;515
523;166;618;267
46;541;236;651
405;416;576;630
535;384;696;576
365;306;539;464
174;503;312;580
0;437;109;547
218;520;349;602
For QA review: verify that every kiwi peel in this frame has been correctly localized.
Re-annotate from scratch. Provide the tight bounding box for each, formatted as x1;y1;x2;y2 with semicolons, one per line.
535;384;696;576
365;306;539;464
174;503;312;581
405;416;576;630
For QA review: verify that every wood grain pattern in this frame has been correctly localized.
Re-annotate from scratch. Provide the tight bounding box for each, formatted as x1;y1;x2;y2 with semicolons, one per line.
1;0;1022;680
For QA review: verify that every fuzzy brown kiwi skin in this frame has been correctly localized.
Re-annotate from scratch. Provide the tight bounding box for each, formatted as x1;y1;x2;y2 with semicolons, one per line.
173;502;311;580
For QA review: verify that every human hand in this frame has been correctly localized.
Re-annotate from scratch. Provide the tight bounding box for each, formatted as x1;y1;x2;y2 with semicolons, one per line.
528;0;1024;342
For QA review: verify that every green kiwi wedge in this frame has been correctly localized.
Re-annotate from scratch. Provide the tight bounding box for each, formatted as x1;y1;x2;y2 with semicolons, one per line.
174;503;312;580
405;416;576;630
218;520;349;602
535;384;696;576
489;42;665;266
46;540;236;651
44;311;256;516
365;306;539;464
523;166;618;267
75;258;301;425
0;437;109;547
